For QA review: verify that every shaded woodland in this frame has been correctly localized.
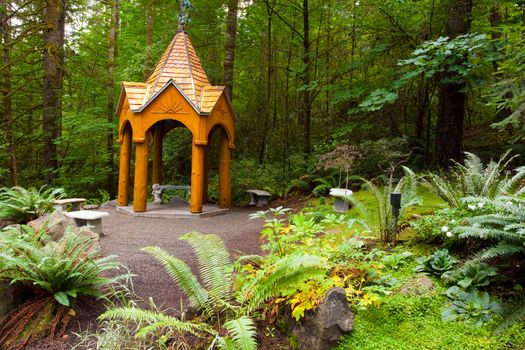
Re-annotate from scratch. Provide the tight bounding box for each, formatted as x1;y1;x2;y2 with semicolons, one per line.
0;0;524;199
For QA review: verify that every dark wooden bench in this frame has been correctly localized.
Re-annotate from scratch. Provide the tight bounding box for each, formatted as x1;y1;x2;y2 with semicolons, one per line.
247;189;271;207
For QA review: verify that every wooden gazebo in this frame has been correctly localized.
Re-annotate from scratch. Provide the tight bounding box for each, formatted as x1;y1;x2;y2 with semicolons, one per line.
116;27;235;214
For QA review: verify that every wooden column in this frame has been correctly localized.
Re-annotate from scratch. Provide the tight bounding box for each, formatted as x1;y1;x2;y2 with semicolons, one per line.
219;129;232;209
152;127;163;185
190;142;205;213
117;126;132;206
202;145;209;204
133;133;150;212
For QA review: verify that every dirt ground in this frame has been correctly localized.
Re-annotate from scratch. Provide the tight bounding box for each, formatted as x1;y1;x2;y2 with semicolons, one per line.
26;206;268;349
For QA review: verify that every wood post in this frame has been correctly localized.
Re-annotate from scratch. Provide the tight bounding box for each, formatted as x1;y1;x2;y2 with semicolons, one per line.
117;126;132;206
202;145;209;204
152;127;163;185
219;129;232;209
133;133;150;212
190;142;205;213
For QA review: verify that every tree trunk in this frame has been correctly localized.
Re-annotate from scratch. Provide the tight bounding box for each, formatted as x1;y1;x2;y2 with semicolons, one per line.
435;0;472;166
223;0;238;100
1;1;17;185
107;0;119;195
145;0;154;78
43;0;66;183
300;0;311;155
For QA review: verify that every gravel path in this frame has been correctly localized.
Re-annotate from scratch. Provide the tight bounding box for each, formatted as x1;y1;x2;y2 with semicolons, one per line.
99;207;265;309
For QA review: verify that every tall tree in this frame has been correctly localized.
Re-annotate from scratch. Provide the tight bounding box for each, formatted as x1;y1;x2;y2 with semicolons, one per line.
145;0;154;78
107;0;119;194
43;0;66;183
435;0;473;165
1;0;17;185
223;0;238;100
300;0;311;155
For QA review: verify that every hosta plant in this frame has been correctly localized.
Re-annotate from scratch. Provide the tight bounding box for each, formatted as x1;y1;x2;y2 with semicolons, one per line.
444;262;498;291
415;249;458;276
442;289;502;327
0;186;65;223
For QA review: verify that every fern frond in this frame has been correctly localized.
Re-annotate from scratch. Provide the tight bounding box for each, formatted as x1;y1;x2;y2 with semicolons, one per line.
180;232;233;303
239;254;325;313
99;307;210;338
222;316;257;350
142;246;210;315
494;299;525;334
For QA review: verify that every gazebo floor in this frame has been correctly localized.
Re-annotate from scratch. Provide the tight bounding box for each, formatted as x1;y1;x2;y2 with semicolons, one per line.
116;202;230;218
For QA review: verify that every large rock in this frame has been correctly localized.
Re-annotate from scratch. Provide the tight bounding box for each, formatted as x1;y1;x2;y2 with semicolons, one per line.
28;212;101;253
28;212;76;241
289;287;354;350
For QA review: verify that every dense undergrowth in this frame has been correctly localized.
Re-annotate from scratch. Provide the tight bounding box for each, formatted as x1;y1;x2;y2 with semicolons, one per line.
1;151;525;349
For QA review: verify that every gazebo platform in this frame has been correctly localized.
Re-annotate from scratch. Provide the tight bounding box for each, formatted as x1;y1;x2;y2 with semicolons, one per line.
116;203;229;218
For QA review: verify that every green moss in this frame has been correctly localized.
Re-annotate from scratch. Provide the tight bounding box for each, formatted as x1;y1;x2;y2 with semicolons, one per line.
333;292;525;350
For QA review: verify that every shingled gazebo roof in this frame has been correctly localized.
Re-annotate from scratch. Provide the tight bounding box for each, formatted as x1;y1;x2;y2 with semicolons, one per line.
119;30;225;115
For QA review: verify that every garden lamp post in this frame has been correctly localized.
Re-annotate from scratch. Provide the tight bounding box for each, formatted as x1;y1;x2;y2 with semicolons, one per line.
390;192;402;245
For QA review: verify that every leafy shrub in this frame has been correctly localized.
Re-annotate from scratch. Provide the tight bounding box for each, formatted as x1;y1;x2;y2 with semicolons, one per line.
381;251;412;270
442;290;501;327
444;262;497;291
415;249;458;276
423;151;525;208
458;195;525;262
347;166;420;243
0;225;122;346
0;186;65;223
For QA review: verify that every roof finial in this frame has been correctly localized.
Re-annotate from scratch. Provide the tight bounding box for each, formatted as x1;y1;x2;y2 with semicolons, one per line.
178;0;192;32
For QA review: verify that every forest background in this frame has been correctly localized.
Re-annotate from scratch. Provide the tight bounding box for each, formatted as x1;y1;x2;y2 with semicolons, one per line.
0;0;524;200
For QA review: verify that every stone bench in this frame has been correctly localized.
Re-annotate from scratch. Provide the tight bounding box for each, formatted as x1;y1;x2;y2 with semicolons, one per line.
65;210;109;235
152;183;191;205
53;198;86;212
329;188;353;213
247;189;271;207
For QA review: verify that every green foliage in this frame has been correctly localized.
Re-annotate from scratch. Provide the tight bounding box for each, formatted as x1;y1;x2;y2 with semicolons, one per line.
458;195;525;262
415;249;458;276
347;166;420;243
444;262;498;291
442;290;502;327
410;206;468;244
219;316;257;350
381;251;412;270
334;292;519;350
423;151;525;208
0;186;65;223
354;34;491;114
0;226;122;307
103;232;325;349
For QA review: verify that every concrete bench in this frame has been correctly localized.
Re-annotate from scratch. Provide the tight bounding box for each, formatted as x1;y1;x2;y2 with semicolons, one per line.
247;189;271;207
53;198;86;212
329;188;353;213
65;210;109;235
152;183;191;205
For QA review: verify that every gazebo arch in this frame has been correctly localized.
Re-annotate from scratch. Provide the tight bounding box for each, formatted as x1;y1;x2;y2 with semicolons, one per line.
116;27;235;214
